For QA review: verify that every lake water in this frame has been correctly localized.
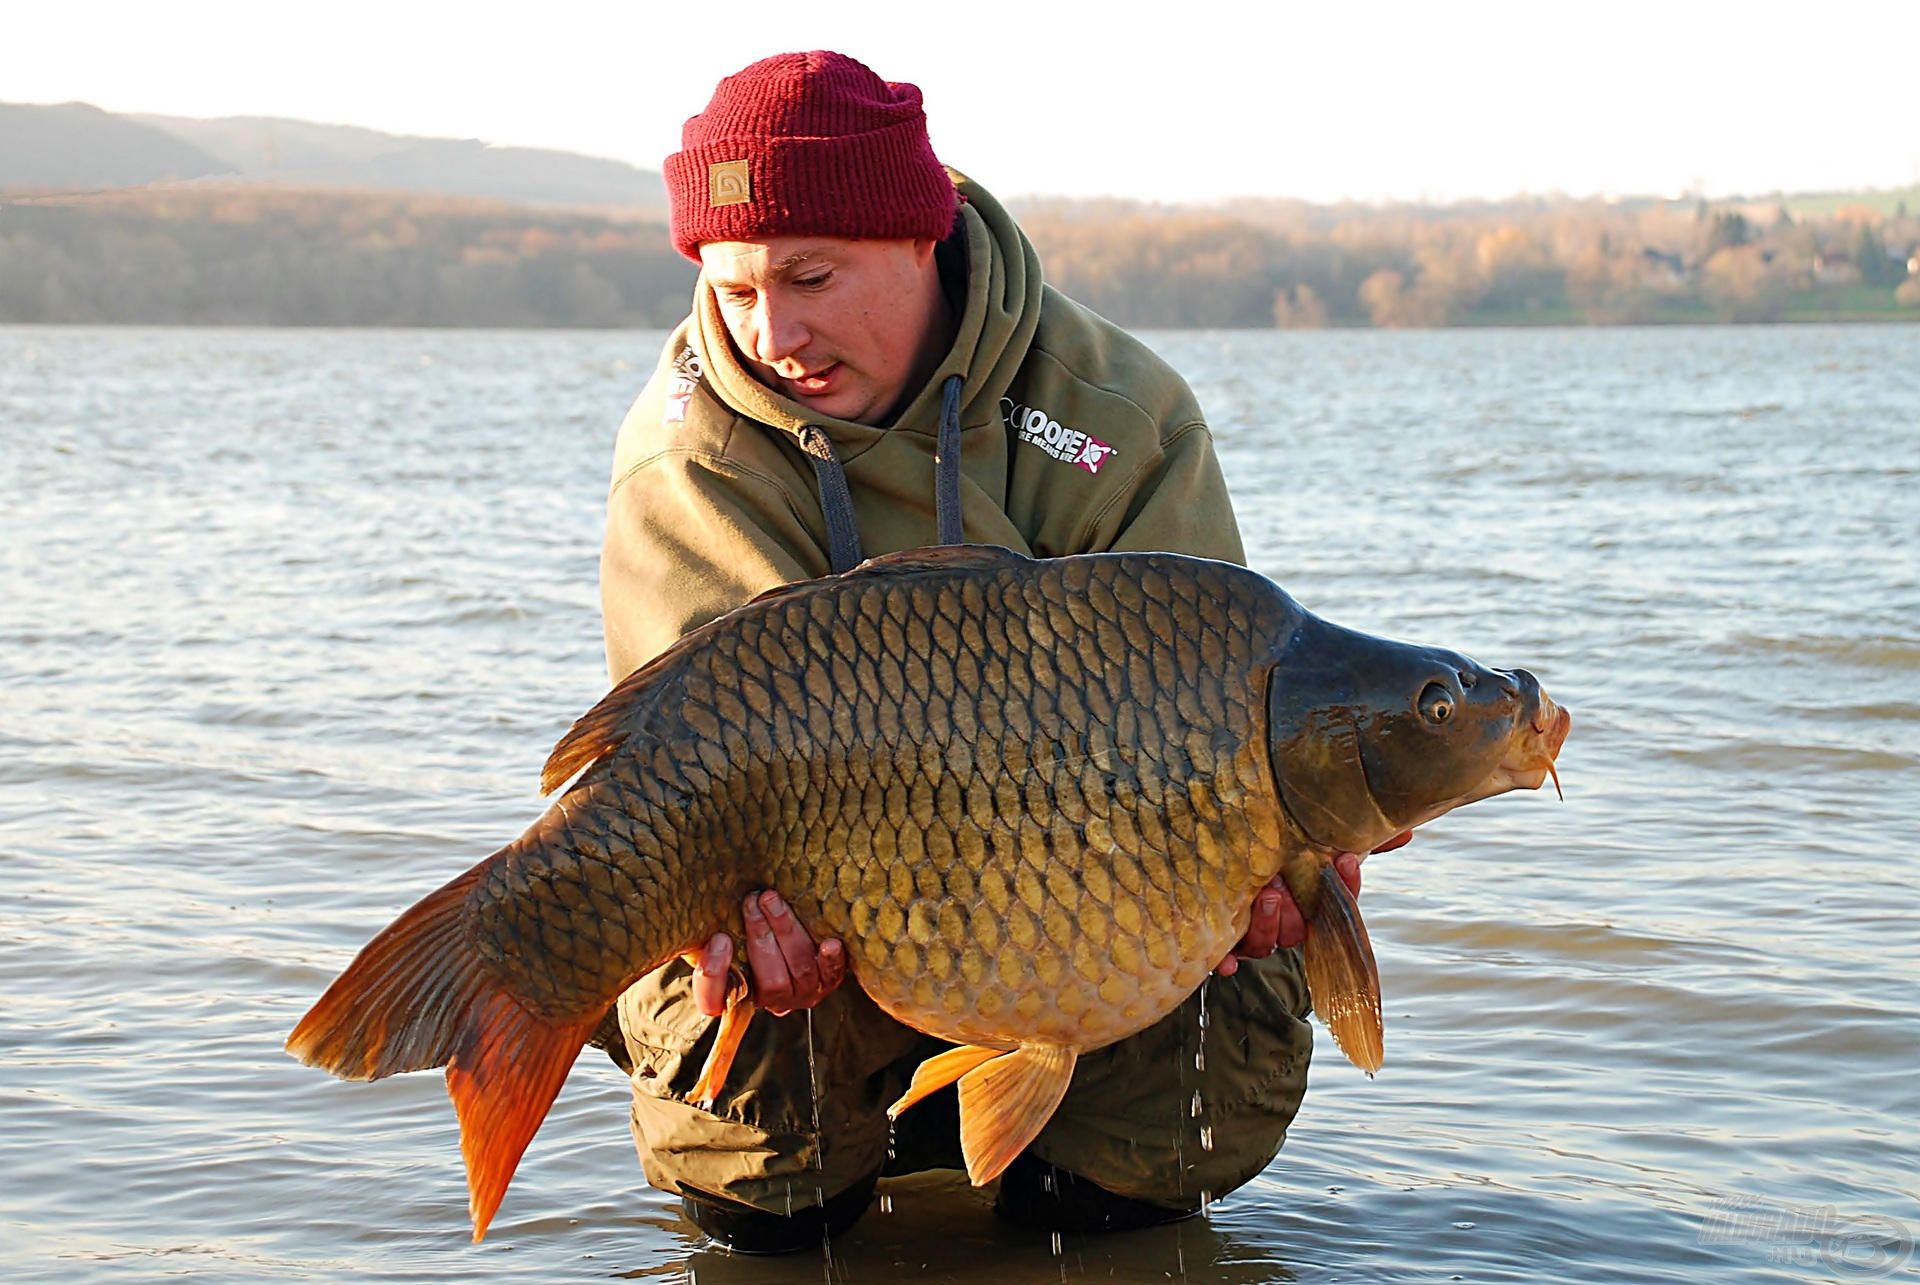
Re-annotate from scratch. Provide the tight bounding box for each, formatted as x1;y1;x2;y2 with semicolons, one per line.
2;323;1915;1284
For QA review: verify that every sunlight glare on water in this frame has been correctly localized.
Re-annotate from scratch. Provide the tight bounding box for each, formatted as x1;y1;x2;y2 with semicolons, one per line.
1;324;1914;1283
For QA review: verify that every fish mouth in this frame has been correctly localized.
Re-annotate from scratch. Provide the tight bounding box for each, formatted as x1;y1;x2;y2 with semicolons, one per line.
1493;691;1571;800
1433;688;1572;813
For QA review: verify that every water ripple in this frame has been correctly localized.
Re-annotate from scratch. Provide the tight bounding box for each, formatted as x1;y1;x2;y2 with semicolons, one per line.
4;323;1917;1283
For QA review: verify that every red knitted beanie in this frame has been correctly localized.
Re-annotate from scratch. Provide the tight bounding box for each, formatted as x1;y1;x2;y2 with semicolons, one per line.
665;51;959;261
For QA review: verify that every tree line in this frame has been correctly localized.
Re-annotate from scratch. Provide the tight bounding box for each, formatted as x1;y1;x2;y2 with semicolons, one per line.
3;184;1917;327
0;187;693;327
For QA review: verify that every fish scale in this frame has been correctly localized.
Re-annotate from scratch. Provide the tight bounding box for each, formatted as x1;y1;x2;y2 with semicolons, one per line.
288;543;1570;1240
462;548;1276;1037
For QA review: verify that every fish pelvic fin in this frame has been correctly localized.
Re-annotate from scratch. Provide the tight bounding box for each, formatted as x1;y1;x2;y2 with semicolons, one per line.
886;1043;1004;1120
953;1045;1078;1187
284;861;601;1241
1302;861;1385;1075
689;982;756;1110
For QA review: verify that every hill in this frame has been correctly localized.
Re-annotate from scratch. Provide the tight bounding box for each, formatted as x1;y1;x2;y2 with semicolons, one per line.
1;103;666;212
4;104;1916;327
0;102;234;189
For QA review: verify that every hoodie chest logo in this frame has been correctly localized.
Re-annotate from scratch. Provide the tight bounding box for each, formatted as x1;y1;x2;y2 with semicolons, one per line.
1003;397;1118;475
663;346;704;425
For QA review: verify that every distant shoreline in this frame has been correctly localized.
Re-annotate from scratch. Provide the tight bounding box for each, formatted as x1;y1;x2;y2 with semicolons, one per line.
8;317;1918;333
5;181;1917;330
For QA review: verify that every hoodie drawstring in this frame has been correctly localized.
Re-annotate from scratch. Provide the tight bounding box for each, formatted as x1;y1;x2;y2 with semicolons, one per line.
934;374;965;547
796;424;864;574
800;372;966;575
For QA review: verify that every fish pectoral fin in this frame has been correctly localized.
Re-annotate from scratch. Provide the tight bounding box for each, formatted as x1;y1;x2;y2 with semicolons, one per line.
689;982;756;1110
888;1043;1003;1118
1301;861;1384;1075
954;1044;1078;1187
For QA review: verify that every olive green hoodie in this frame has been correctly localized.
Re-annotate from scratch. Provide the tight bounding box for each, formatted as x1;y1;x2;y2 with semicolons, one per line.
600;172;1244;683
599;175;1307;1215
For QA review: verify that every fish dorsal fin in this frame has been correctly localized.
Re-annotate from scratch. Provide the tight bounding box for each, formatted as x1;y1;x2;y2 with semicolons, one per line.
542;615;725;794
722;546;1028;620
545;545;1031;794
541;659;664;794
845;543;1032;579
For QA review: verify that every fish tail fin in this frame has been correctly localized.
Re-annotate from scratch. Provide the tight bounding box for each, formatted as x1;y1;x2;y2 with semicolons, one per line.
447;991;600;1241
1302;862;1384;1074
286;864;493;1080
285;863;600;1241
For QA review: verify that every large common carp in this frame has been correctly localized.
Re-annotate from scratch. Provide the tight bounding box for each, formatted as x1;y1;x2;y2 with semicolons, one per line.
288;546;1569;1239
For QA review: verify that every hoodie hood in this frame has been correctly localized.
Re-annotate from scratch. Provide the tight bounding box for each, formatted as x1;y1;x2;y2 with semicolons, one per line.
690;169;1043;462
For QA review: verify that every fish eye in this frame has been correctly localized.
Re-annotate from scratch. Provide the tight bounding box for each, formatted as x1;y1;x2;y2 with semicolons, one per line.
1418;682;1455;724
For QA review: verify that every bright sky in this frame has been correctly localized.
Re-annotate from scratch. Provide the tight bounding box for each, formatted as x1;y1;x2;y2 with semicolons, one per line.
7;0;1917;205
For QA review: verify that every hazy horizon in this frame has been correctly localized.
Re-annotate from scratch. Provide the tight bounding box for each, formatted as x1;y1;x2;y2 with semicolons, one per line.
8;0;1918;207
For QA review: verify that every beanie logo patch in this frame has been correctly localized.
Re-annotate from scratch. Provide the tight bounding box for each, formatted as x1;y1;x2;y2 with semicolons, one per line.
708;160;751;207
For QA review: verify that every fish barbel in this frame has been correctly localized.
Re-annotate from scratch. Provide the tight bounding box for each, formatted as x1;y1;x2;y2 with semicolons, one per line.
287;545;1570;1239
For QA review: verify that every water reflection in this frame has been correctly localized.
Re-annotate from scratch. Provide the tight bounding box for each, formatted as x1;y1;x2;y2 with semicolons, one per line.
2;324;1914;1283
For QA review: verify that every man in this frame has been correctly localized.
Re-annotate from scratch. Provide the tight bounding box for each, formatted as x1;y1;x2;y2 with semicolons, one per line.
599;50;1363;1253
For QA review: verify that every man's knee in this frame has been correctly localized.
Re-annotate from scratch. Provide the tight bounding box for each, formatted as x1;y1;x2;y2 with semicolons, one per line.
617;966;917;1212
1028;960;1313;1207
679;1171;880;1253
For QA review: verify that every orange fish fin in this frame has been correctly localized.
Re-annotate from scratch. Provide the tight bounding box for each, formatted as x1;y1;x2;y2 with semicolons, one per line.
539;661;665;793
544;546;1029;794
286;862;494;1080
954;1044;1078;1186
283;860;600;1241
447;992;599;1241
1302;861;1384;1074
689;986;757;1109
886;1043;1004;1119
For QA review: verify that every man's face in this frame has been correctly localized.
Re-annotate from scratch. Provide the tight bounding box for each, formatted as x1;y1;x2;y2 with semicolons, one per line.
699;235;942;426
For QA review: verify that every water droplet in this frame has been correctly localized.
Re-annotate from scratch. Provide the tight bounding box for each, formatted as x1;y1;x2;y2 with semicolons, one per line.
1050;1230;1063;1256
1199;1126;1214;1151
879;1193;893;1214
1194;1050;1206;1071
804;1010;826;1173
1041;1170;1055;1193
1453;1220;1477;1230
1190;1091;1203;1118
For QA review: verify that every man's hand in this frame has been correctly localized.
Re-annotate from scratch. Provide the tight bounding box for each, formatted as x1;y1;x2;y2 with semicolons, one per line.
1214;831;1410;977
692;890;847;1018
